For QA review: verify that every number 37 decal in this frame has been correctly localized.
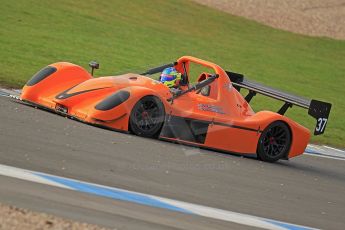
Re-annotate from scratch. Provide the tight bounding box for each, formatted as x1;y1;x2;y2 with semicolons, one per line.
315;118;328;134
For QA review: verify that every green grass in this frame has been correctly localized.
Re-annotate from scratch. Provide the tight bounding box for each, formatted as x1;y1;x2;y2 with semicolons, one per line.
0;0;344;147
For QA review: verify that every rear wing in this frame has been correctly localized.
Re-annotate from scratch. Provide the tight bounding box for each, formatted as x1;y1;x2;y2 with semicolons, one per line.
226;71;332;135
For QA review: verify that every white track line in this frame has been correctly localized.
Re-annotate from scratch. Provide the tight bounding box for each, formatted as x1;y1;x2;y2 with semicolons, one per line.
0;165;69;189
323;145;345;153
304;153;345;161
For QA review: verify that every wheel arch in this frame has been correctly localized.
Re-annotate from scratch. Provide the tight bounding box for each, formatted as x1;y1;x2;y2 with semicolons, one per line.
84;86;167;133
21;62;92;104
256;120;293;162
264;119;293;160
127;86;168;114
251;111;310;160
128;93;166;137
265;117;310;159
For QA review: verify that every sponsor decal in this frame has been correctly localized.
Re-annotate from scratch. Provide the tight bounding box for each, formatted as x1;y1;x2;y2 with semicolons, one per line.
197;104;225;114
223;82;233;91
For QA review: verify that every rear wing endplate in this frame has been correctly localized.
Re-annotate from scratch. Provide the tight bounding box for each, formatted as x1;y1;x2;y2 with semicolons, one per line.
226;71;332;135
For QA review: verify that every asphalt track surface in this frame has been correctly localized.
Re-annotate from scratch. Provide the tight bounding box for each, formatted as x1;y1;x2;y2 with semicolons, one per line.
0;95;344;229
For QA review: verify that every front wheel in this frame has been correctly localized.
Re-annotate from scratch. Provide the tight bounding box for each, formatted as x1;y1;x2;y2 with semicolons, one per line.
129;96;165;138
257;121;292;162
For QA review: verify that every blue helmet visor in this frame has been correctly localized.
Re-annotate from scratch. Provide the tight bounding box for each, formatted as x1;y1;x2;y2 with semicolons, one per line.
160;74;176;82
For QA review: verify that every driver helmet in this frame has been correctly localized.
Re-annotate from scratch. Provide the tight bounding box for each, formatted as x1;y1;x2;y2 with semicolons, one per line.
159;67;181;88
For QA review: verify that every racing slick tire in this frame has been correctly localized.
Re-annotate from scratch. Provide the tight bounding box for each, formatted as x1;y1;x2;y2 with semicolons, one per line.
129;96;165;138
257;121;292;162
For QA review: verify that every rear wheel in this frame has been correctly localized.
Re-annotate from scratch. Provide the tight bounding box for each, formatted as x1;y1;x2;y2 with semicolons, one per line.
129;96;165;138
257;121;291;162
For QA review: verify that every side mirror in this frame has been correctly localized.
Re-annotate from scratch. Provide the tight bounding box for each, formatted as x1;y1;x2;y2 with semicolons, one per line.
89;61;99;76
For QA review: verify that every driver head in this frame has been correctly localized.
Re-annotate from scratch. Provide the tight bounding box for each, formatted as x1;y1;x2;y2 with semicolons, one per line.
159;67;181;88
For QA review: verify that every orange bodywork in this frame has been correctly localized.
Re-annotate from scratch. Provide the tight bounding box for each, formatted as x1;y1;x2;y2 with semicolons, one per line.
21;56;310;159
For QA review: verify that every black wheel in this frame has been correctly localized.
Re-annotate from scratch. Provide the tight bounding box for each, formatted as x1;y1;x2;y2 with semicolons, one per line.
129;96;165;137
257;121;291;162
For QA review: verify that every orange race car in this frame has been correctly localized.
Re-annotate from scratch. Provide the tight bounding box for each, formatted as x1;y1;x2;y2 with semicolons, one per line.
20;56;331;162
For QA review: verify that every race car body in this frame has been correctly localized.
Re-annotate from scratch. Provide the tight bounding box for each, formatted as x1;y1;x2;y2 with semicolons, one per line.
20;56;332;162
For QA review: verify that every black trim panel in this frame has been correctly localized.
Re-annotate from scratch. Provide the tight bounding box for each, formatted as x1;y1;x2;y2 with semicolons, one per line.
27;66;57;86
164;115;262;133
213;121;262;133
95;91;130;111
160;115;262;144
160;116;209;144
56;87;110;100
